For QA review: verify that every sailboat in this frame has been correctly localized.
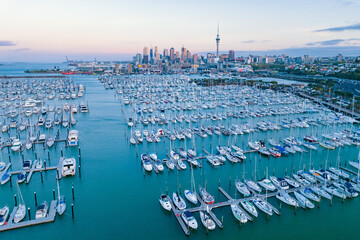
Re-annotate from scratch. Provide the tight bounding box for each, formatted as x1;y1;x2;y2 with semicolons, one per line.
56;180;66;215
184;165;198;204
13;182;26;223
200;210;215;230
230;203;248;223
0;206;9;226
240;199;258;217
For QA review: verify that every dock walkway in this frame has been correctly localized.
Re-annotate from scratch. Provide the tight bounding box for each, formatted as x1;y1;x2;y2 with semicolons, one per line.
0;200;57;232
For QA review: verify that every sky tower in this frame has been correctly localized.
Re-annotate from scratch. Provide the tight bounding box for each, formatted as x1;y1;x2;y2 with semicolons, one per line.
216;24;220;58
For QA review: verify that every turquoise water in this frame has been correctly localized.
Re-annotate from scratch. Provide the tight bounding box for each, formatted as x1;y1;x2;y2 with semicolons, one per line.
0;63;359;240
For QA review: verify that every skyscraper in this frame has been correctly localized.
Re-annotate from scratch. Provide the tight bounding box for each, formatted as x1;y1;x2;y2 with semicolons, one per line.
163;49;169;58
186;50;191;62
143;47;149;64
170;48;175;60
154;46;158;56
143;46;148;56
229;50;235;61
193;54;198;63
181;47;187;61
216;24;220;58
149;48;153;62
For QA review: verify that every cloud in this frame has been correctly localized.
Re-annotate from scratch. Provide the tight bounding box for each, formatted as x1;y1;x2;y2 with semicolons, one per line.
242;40;255;43
342;1;354;7
0;41;16;47
227;46;360;57
315;23;360;32
306;38;360;46
13;48;30;52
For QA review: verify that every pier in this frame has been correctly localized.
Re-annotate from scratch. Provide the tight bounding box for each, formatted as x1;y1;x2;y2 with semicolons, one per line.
0;200;57;232
296;92;360;120
167;182;335;235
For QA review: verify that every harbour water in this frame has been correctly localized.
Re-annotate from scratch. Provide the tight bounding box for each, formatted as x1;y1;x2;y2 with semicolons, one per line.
0;63;360;240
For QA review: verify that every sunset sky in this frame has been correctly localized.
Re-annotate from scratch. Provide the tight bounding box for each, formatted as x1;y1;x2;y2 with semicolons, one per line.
1;0;360;61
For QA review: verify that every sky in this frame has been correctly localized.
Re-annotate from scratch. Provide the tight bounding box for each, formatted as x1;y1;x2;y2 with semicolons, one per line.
0;0;360;62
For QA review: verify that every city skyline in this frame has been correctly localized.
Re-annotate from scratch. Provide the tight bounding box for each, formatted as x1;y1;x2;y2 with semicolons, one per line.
1;0;360;62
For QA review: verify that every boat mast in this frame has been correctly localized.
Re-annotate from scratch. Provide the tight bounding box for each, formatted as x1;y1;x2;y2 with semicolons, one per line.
190;164;196;194
57;178;61;201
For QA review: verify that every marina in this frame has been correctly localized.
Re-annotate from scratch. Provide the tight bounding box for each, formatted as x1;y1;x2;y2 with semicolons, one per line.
1;64;360;239
0;68;85;233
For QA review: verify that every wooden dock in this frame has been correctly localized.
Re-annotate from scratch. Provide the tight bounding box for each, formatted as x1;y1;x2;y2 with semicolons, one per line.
168;182;331;235
339;166;358;176
0;200;57;232
168;196;190;236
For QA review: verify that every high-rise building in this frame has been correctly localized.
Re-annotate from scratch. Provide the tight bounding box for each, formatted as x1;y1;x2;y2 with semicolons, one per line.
193;54;198;63
336;54;343;62
216;24;220;58
127;63;133;74
154;46;158;56
133;53;142;65
181;47;187;61
207;53;215;64
149;48;153;62
186;50;191;62
170;48;175;60
143;46;148;56
143;55;149;64
163;49;169;58
175;51;179;60
229;50;235;61
114;64;120;73
155;52;160;62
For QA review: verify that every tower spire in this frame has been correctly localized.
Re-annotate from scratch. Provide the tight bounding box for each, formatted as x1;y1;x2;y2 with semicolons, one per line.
216;23;220;58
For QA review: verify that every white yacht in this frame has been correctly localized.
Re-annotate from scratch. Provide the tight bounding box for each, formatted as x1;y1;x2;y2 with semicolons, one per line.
165;159;174;170
68;130;79;146
11;139;21;152
310;186;332;200
56;196;66;215
181;211;198;230
270;176;289;190
141;154;152;172
245;179;262;192
231;204;248;223
258;178;276;191
200;211;215;230
184;189;197;204
276;191;298;207
172;192;186;210
35;201;48;219
62;158;76;176
159;194;171;211
294;191;314;209
300;188;320;202
177;159;187;170
0;206;9;226
13;204;26;223
235;181;251;196
240;200;258;217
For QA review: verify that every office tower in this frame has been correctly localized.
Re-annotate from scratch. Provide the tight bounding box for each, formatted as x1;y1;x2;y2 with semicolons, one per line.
170;48;175;60
143;46;148;56
150;48;153;62
163;49;169;58
193;54;198;63
229;50;235;61
154;46;158;56
186;50;191;62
